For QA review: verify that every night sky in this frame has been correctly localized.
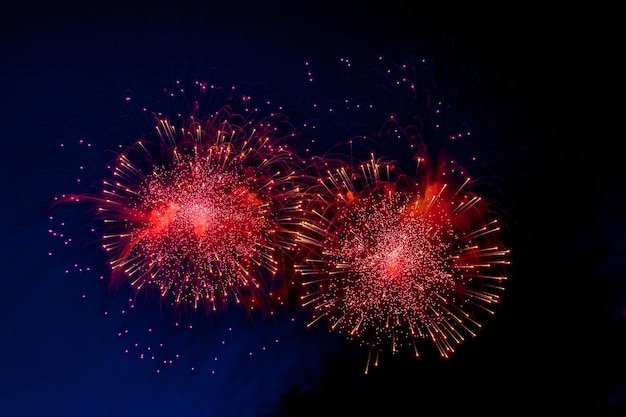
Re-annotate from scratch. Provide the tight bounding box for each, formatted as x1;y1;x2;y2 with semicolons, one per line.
1;1;623;416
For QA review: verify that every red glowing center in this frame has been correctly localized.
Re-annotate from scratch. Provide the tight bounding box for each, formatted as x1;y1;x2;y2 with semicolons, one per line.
384;248;405;278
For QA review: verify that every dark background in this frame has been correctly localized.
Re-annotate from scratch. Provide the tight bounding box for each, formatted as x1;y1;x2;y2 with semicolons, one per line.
1;1;623;416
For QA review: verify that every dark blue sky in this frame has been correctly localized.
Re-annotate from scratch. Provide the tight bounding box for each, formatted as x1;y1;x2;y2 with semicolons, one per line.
1;1;623;416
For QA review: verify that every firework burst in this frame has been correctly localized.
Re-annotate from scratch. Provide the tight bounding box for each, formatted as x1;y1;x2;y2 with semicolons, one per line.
52;81;306;316
295;49;511;373
296;152;509;372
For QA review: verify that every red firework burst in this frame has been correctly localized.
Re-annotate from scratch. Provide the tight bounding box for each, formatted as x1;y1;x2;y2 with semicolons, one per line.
296;150;510;373
54;81;305;315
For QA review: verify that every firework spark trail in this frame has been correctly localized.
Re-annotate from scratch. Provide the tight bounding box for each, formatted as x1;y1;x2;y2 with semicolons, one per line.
51;81;307;317
295;50;511;374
